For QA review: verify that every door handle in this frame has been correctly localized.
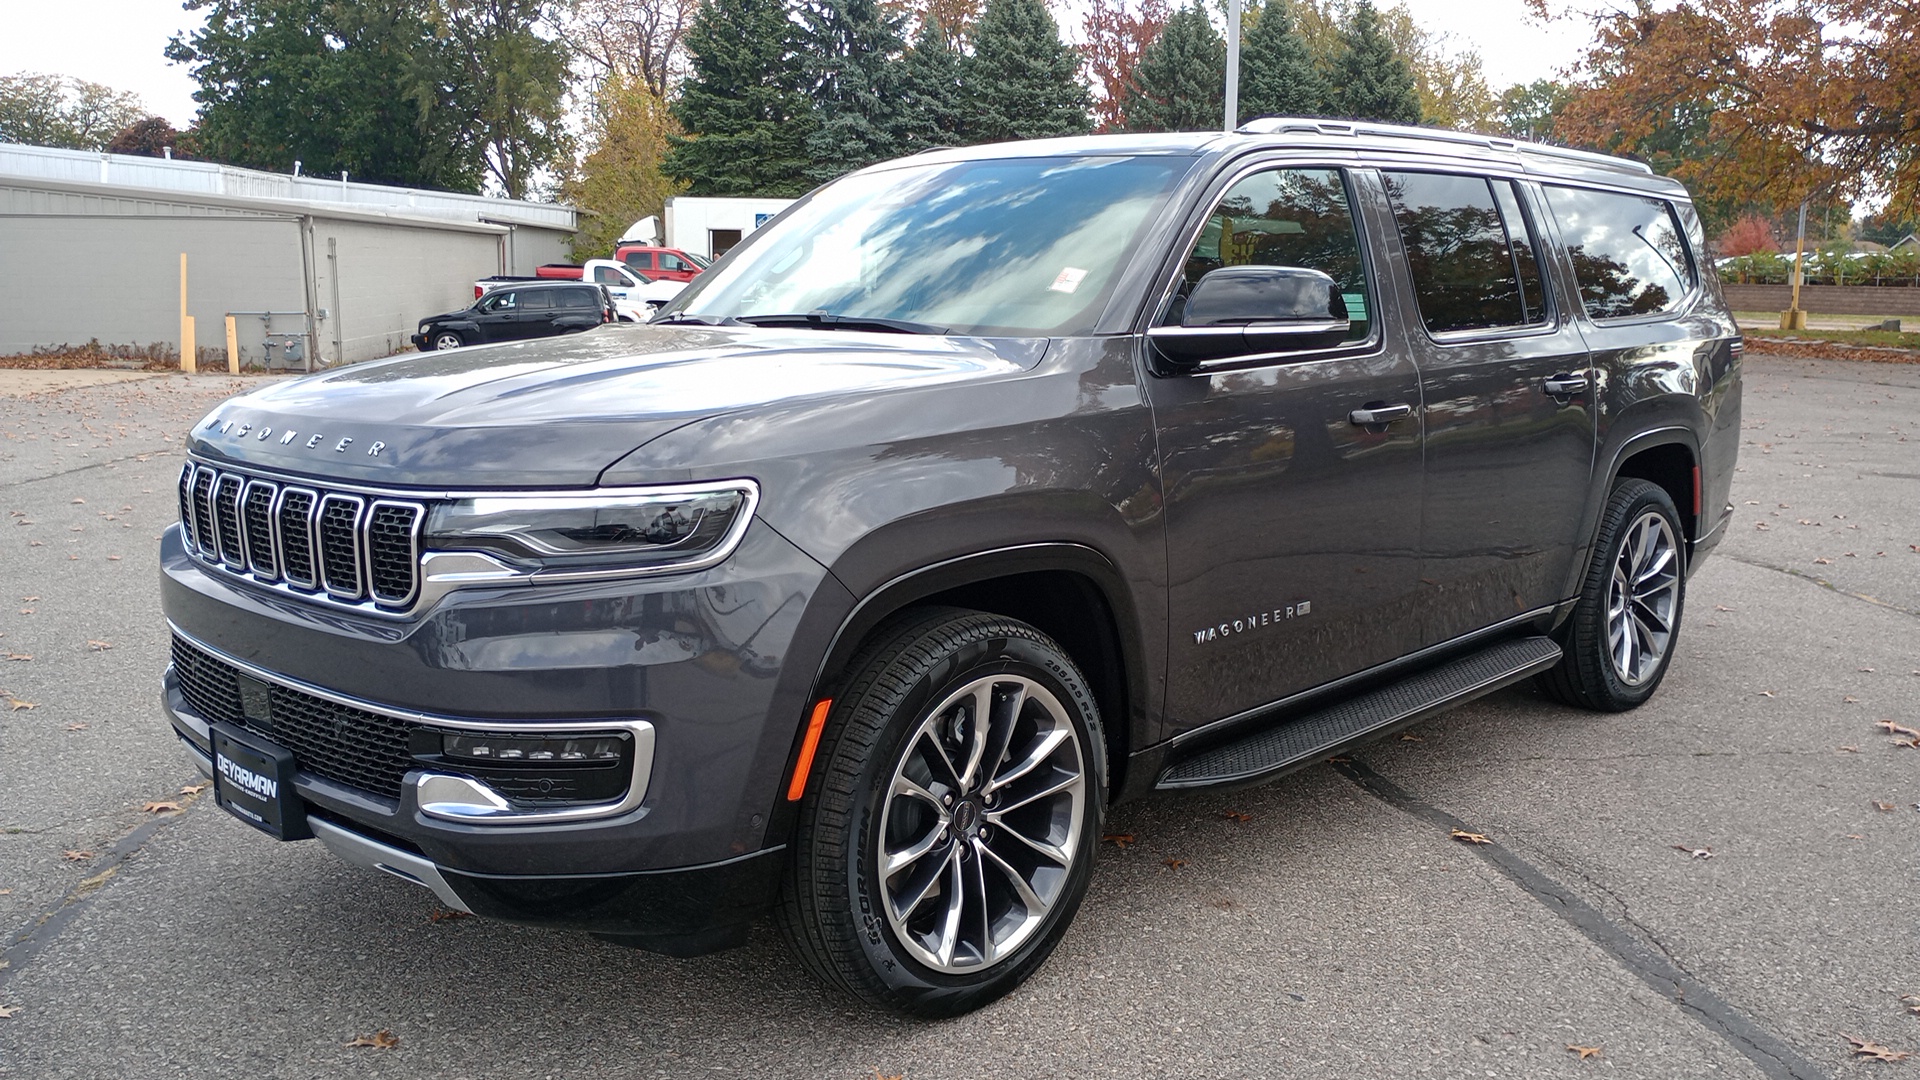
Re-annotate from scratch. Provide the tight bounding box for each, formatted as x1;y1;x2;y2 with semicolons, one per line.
1348;403;1413;425
1543;372;1589;396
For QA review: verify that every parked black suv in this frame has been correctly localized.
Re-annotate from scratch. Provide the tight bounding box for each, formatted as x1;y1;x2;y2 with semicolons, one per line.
411;281;615;351
163;120;1740;1017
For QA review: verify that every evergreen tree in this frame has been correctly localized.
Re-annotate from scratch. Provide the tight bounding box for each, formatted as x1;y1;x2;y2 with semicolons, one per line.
1123;5;1223;133
962;0;1091;143
1238;0;1327;123
1327;0;1420;125
802;0;911;182
665;0;818;196
900;17;967;151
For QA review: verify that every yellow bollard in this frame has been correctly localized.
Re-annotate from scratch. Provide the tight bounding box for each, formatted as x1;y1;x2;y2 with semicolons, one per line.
225;315;240;374
179;253;196;373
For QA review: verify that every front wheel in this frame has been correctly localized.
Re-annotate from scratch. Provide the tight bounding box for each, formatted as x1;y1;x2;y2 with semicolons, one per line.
1540;478;1686;710
430;330;466;352
777;608;1105;1017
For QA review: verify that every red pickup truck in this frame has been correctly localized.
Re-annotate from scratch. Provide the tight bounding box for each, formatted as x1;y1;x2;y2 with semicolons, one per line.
614;245;708;283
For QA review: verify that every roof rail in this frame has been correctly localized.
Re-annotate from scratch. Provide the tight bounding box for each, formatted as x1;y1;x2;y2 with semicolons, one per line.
1233;116;1654;175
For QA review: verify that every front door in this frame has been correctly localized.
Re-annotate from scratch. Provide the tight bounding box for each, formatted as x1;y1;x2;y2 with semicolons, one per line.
1147;164;1425;735
1374;170;1597;644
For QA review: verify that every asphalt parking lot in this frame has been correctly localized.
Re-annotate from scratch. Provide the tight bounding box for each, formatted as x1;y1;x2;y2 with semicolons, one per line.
1;353;1915;1079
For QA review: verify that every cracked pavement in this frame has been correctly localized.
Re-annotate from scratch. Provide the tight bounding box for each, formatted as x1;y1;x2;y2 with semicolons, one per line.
1;355;1917;1078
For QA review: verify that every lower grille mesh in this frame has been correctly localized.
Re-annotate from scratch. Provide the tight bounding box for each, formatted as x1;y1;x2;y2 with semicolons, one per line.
170;635;417;800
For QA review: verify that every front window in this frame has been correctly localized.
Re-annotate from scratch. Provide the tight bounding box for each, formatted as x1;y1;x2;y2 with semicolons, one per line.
668;155;1196;337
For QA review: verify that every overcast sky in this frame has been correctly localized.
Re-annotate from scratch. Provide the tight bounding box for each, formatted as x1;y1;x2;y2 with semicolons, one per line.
1;0;1592;130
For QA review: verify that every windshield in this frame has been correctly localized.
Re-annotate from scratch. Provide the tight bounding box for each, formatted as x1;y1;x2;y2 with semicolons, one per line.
667;155;1195;336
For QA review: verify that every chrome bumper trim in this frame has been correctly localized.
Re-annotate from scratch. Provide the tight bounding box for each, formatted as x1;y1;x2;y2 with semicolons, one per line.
309;817;472;913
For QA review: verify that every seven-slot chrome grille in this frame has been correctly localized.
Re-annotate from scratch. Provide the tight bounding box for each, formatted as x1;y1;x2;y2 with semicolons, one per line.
178;462;424;611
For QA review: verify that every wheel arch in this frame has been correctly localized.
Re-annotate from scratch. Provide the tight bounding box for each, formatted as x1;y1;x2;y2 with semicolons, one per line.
1607;427;1700;545
788;544;1147;827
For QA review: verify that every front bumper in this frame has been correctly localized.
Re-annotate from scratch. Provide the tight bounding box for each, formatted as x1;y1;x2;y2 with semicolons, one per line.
161;515;855;942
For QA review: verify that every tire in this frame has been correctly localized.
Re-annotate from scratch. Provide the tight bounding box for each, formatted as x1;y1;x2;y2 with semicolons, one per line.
777;607;1106;1017
1539;478;1686;711
430;330;466;352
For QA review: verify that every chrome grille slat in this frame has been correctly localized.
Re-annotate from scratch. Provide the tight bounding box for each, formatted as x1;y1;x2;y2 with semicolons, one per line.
317;494;366;600
180;463;422;613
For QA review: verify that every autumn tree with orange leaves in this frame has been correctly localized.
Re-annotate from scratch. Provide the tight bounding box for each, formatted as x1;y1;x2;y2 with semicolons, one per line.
1534;0;1920;224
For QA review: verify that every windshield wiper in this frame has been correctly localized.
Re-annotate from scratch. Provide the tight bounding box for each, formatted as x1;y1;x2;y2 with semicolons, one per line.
734;313;948;335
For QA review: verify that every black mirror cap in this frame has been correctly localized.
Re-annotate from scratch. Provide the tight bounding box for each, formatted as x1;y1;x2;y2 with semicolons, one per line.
1185;265;1348;326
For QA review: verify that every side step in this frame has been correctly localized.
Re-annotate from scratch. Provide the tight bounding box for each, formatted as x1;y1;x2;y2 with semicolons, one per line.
1156;635;1563;790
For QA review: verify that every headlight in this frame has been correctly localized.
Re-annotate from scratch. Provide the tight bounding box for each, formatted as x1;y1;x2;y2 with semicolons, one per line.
424;481;758;576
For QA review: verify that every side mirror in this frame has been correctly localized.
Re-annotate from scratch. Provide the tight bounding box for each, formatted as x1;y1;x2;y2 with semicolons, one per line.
1148;265;1352;367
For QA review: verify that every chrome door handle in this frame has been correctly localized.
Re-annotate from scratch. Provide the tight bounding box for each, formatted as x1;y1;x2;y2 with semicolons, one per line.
1543;372;1589;396
1348;403;1413;425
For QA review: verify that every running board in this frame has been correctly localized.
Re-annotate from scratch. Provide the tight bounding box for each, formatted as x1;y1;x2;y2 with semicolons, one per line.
1156;635;1563;790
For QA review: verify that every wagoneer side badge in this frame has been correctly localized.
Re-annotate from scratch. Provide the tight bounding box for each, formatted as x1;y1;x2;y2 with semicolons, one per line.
1192;601;1312;645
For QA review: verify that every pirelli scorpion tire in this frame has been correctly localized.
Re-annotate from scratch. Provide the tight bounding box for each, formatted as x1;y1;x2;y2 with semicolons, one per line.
776;607;1107;1017
1540;478;1687;712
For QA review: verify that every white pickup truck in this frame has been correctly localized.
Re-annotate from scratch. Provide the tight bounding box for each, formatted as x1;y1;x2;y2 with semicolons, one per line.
475;259;683;321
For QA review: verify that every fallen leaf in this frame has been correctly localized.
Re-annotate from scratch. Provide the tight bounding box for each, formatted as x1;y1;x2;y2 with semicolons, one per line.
61;850;93;862
85;640;112;651
873;1071;904;1080
1101;833;1136;849
141;801;181;814
0;1005;19;1019
1844;696;1862;703
1566;1044;1602;1060
1450;829;1491;845
1843;1035;1910;1062
63;722;87;732
1900;994;1920;1016
70;498;84;505
1872;800;1896;812
1757;690;1775;698
1838;746;1859;753
1398;732;1424;742
1671;844;1715;859
16;609;32;616
1715;605;1737;612
343;1030;400;1050
5;654;31;662
180;782;210;796
1217;809;1253;823
6;698;35;711
1161;858;1186;871
428;909;471;924
1860;667;1877;673
18;596;37;602
1874;720;1920;738
106;555;121;562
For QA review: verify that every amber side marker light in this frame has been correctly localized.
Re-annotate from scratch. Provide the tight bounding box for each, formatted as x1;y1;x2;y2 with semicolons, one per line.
787;699;834;801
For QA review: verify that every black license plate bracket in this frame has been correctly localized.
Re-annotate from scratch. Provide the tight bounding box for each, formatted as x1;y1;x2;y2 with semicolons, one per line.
211;723;311;841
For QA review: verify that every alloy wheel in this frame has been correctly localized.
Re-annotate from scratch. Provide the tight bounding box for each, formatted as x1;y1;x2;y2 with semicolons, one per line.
1606;509;1680;686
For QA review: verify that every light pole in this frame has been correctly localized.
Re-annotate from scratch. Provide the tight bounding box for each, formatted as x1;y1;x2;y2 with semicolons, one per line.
1224;0;1242;132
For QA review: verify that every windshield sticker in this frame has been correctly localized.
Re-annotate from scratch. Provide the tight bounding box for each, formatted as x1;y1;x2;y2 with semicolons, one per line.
1049;267;1089;294
1343;292;1367;319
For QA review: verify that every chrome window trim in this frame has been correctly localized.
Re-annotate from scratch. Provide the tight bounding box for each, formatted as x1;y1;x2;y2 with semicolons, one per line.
315;493;368;601
168;623;655;825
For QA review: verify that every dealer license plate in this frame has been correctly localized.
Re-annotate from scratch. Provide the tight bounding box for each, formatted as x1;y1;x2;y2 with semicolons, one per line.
211;723;311;841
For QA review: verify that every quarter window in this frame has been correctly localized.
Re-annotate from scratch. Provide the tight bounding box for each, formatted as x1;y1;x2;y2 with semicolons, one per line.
1384;171;1548;335
1170;167;1371;345
1545;186;1694;319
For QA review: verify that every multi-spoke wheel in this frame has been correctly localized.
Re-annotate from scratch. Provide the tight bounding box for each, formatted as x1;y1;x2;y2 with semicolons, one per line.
1540;478;1688;710
777;608;1105;1016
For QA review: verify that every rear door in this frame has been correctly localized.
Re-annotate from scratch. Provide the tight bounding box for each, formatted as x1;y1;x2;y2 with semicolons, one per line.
1377;169;1596;645
1144;162;1426;733
504;288;555;339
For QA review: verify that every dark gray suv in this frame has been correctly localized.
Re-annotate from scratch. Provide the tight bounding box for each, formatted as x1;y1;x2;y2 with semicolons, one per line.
162;120;1741;1017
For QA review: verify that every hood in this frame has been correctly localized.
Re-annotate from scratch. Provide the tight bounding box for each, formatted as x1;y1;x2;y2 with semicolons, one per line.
187;324;1045;488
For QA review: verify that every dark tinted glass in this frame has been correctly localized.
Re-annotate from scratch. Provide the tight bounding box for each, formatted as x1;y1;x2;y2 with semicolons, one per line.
555;288;600;310
1172;167;1370;343
517;290;552;310
1490;182;1547;323
1545;186;1693;319
1384;172;1546;334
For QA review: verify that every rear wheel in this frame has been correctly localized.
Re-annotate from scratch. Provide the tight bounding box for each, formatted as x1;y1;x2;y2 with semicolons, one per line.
1540;478;1686;710
777;608;1105;1017
430;330;466;351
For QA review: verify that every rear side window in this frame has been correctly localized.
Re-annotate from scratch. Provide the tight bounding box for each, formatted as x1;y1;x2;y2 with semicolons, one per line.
555;288;601;310
1545;186;1694;319
1384;171;1548;335
622;252;654;270
518;290;553;311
